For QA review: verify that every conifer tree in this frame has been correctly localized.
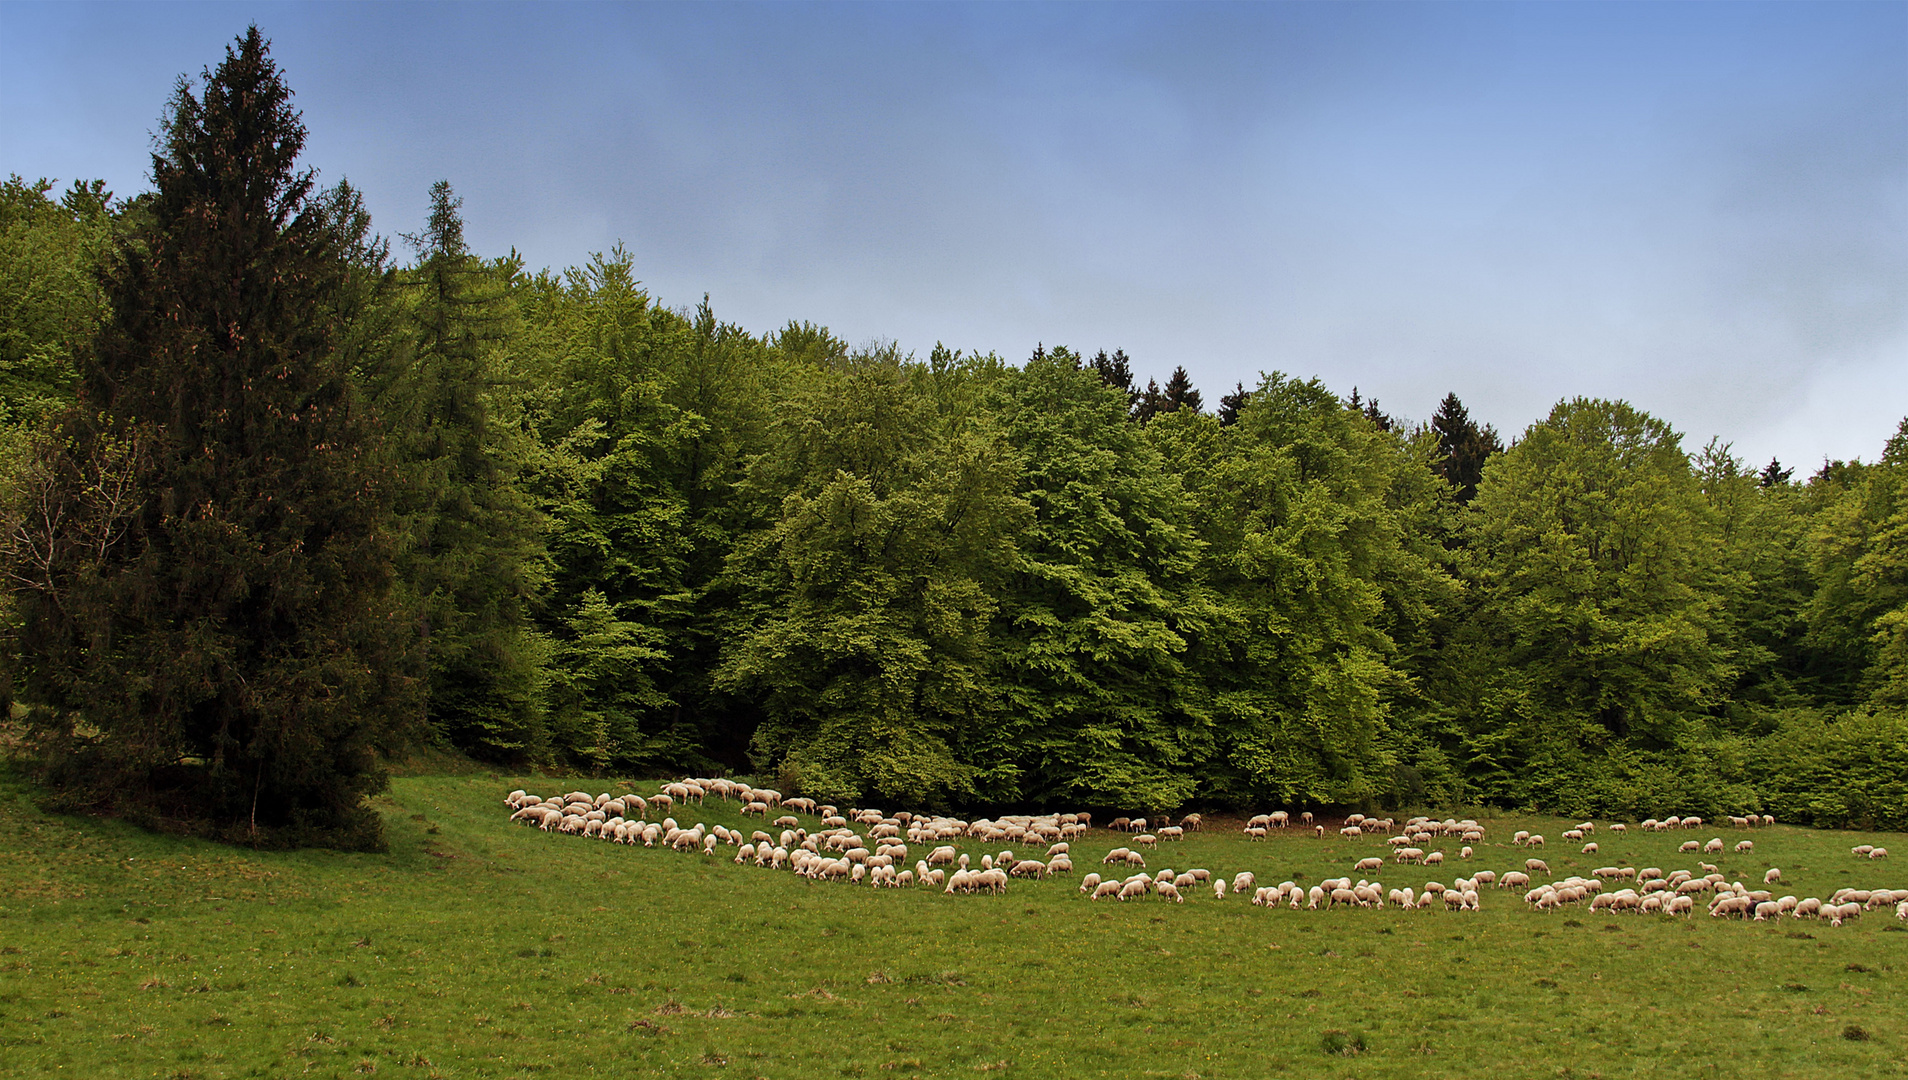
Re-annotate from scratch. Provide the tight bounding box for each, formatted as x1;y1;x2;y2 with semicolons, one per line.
388;181;550;761
5;28;416;847
1430;392;1501;502
1161;365;1203;414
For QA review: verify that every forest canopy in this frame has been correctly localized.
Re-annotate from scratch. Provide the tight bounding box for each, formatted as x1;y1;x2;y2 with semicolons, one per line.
3;29;1904;845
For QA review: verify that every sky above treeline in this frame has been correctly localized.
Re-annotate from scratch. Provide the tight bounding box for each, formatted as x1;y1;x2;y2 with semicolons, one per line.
4;2;1905;471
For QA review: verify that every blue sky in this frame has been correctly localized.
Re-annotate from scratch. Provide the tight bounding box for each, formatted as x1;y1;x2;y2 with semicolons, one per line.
4;1;1904;469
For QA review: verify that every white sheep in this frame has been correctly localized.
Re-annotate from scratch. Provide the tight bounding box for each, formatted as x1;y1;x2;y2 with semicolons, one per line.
1581;843;1597;855
1734;840;1754;854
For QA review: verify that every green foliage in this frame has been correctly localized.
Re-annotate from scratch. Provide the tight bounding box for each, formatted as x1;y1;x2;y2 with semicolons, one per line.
1748;708;1908;830
979;348;1208;813
1157;374;1445;808
1806;420;1908;710
0;175;119;425
1455;399;1736;812
719;346;1025;809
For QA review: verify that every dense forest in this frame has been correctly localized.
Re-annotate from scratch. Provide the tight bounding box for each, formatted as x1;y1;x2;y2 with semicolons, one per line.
3;31;1904;846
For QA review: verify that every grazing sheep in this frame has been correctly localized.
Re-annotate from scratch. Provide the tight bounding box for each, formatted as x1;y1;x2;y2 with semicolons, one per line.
1079;873;1102;894
1424;851;1445;867
1871;847;1889;860
1735;840;1754;854
1525;859;1550;877
1764;867;1782;885
1460;846;1473;860
1232;872;1256;894
1355;857;1385;872
1102;848;1131;865
1500;872;1530;889
1853;844;1875;857
1581;843;1598;855
1703;838;1725;854
1156;881;1184;903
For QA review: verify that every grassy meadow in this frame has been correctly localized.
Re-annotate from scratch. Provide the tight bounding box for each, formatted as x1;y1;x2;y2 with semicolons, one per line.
0;768;1903;1080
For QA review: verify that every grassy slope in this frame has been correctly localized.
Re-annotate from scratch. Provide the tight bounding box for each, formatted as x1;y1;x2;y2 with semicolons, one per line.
0;771;1903;1080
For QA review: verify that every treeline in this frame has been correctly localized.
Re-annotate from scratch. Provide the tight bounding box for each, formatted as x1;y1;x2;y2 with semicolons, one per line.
2;31;1904;846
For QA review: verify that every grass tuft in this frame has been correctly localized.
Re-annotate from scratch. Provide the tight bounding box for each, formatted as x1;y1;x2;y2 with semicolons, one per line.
1320;1028;1368;1055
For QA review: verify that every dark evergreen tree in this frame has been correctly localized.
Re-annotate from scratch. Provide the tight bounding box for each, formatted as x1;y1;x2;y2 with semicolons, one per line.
4;28;417;847
1759;457;1794;487
1133;378;1164;424
1160;365;1203;414
1089;348;1139;413
1217;381;1248;427
1350;388;1392;432
1430;392;1501;503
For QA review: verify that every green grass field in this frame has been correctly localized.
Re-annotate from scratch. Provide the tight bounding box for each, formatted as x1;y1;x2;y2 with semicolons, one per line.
1;768;1902;1080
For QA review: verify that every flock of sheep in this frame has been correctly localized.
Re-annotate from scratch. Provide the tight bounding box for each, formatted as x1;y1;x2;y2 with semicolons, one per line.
499;779;1907;926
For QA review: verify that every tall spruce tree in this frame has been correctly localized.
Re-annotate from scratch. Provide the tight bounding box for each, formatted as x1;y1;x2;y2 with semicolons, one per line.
388;181;550;761
4;28;416;847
